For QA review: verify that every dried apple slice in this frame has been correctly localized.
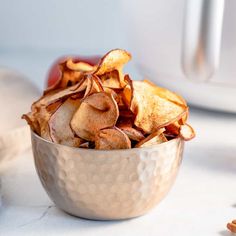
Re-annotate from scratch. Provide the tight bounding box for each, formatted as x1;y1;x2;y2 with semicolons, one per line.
35;101;63;141
79;142;90;148
39;119;52;141
22;112;40;134
143;79;189;123
44;57;96;94
130;81;188;133
103;87;118;99
118;126;144;141
94;49;131;88
49;98;82;147
99;70;122;89
116;115;143;141
165;121;181;136
119;109;134;118
44;62;84;94
104;88;126;109
122;75;133;108
83;75;104;98
22;100;62;140
66;59;95;72
94;49;131;75
135;128;167;148
95;127;131;150
179;123;195;141
70;92;119;141
143;80;187;106
34;78;88;109
116;116;133;128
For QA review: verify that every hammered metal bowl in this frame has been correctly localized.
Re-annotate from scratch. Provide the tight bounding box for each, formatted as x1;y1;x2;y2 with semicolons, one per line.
31;131;184;220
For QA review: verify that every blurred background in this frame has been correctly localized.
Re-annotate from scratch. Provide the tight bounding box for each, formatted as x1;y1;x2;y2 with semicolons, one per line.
0;0;127;90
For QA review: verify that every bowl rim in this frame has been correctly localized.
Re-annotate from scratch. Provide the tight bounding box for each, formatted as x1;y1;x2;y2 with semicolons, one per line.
31;130;182;153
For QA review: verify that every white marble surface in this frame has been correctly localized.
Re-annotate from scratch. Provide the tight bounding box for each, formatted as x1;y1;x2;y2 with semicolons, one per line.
1;107;236;236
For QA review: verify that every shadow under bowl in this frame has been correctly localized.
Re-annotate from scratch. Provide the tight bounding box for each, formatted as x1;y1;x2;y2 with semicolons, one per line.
31;131;184;220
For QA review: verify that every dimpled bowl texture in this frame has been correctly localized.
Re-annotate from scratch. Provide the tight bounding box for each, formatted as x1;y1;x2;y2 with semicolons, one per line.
31;131;184;220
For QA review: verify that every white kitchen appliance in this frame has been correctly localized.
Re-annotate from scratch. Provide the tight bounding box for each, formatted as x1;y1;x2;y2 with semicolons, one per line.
122;0;236;112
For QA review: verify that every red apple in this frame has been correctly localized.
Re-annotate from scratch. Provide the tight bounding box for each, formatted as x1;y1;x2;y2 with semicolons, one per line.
46;55;101;88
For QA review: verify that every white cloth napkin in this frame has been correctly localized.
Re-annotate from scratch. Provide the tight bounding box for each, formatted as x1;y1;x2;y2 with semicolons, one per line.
0;68;40;170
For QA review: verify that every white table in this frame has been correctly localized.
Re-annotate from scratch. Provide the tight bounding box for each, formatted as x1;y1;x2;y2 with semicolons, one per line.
1;107;236;236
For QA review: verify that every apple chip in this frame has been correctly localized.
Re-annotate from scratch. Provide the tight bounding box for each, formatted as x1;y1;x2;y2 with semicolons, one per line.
79;142;90;148
143;79;189;123
179;124;195;141
22;112;40;134
116;115;143;141
66;59;95;72
135;128;167;148
37;101;63;141
143;80;187;106
23;48;195;149
122;75;133;108
49;98;82;147
44;63;84;94
119;109;134;118
70;92;119;141
118;126;144;141
116;116;133;128
94;49;131;88
166;121;180;135
95;127;131;150
99;70;122;89
94;49;131;75
130;81;188;133
83;75;104;98
35;78;89;109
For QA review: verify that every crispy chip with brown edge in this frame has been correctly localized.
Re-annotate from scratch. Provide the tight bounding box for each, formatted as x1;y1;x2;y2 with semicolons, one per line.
23;80;88;138
44;62;85;94
34;78;89;109
22;112;40;134
22;100;62;139
135;128;167;148
94;49;131;88
23;48;195;148
35;103;62;141
130;81;188;133
79;142;90;148
70;92;119;141
83;75;104;98
227;220;236;233
118;126;144;141
95;127;131;150
116;116;133;128
144;79;188;122
66;59;95;72
166;121;181;136
103;87;127;109
122;75;134;108
94;49;131;75
179;123;195;141
143;80;186;106
49;98;82;147
116;115;143;141
99;70;122;89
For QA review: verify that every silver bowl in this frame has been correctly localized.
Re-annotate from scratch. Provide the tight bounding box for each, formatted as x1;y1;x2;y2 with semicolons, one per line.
31;131;184;220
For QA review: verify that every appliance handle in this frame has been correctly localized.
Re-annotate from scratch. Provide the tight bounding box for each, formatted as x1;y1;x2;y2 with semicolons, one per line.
182;0;225;82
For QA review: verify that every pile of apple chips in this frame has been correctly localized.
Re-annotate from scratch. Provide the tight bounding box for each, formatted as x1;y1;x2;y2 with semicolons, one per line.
22;49;195;150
